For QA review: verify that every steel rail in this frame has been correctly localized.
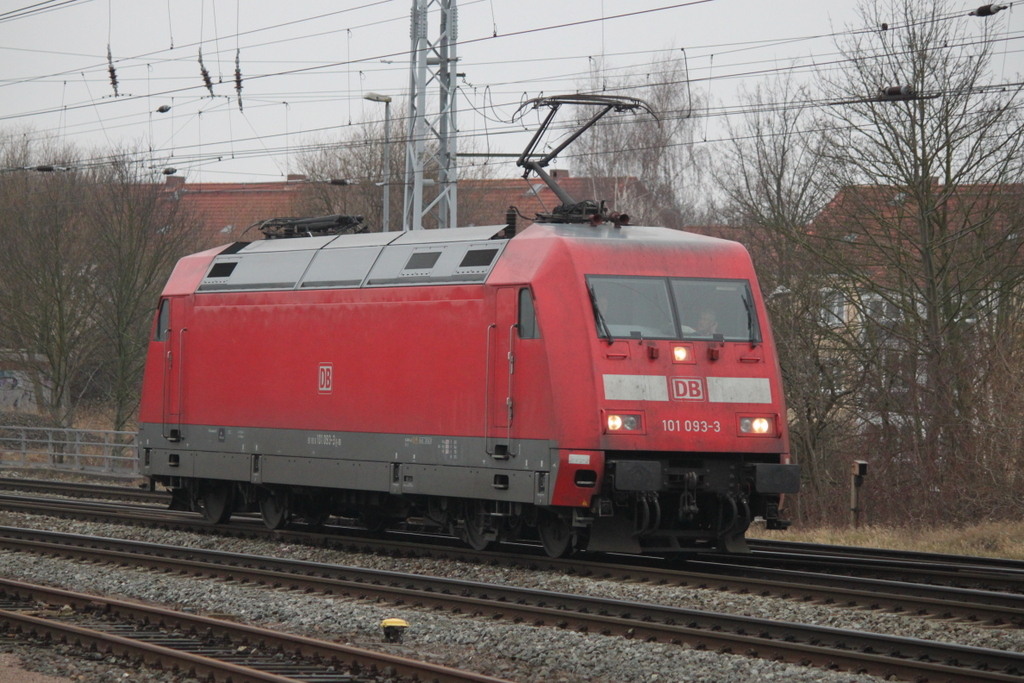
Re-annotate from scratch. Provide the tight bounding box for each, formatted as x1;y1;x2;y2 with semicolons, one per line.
0;477;1020;590
3;478;1021;584
2;526;1023;682
0;609;306;683
1;492;1023;627
702;548;1024;593
0;491;195;520
670;560;1024;626
3;478;1021;580
0;477;169;504
750;539;1024;574
0;577;514;683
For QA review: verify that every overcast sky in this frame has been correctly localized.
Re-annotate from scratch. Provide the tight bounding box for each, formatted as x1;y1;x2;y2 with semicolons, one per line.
0;0;1019;183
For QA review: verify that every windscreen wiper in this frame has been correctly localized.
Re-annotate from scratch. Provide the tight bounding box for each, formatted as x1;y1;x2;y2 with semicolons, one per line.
742;292;757;341
587;284;614;344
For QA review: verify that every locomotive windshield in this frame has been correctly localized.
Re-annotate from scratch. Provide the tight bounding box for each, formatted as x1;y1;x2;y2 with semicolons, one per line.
586;275;762;343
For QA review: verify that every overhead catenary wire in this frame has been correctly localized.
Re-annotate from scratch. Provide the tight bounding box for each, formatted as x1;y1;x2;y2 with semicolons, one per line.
0;0;92;24
17;75;1024;186
0;0;991;136
6;1;1018;98
0;0;423;90
0;0;983;95
15;23;1023;162
6;17;1020;139
10;103;1024;211
14;82;1024;188
0;0;717;99
0;0;1015;184
14;69;1023;183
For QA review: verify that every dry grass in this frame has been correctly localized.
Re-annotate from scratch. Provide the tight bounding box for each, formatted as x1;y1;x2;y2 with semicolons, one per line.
73;405;137;433
750;521;1024;560
0;407;136;433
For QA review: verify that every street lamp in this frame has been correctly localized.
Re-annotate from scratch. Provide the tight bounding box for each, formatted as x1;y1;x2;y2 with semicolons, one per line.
364;92;393;232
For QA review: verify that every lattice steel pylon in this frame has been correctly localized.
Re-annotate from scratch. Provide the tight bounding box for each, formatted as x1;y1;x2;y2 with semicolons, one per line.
403;0;458;231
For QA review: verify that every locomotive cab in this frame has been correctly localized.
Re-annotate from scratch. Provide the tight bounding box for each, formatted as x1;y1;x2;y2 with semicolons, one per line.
497;223;799;555
588;275;796;553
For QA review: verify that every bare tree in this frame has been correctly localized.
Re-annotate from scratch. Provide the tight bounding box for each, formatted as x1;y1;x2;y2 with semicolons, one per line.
805;0;1024;522
571;57;709;227
296;105;500;231
0;135;98;427
715;75;868;525
0;136;203;431
296;124;401;230
84;150;203;432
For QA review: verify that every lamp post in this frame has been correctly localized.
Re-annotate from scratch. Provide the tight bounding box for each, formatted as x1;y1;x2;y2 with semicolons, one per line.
364;92;393;232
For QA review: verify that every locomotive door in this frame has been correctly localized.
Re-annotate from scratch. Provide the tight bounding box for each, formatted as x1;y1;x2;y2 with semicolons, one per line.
161;297;187;442
487;287;518;457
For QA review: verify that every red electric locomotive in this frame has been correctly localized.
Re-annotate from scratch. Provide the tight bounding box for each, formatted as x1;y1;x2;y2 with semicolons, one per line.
137;96;799;556
137;217;797;555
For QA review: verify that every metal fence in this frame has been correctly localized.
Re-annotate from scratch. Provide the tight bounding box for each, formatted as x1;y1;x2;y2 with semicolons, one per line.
0;426;139;477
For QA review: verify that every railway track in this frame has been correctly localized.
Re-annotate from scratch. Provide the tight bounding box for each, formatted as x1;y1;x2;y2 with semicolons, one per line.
0;476;169;504
1;525;1023;682
722;541;1024;593
0;576;511;683
0;484;1022;626
750;538;1024;574
2;477;1020;580
1;478;1021;576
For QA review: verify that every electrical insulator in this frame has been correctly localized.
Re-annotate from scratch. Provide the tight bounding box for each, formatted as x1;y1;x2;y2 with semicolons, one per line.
880;85;915;100
199;48;214;97
970;4;1007;16
234;49;243;112
107;45;119;97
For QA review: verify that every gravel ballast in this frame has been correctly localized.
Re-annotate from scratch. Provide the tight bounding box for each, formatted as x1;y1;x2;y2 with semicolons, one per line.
2;511;1016;683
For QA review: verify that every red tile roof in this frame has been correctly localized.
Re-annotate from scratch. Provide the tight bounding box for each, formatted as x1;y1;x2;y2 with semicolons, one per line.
161;175;308;244
812;182;1024;236
805;183;1024;280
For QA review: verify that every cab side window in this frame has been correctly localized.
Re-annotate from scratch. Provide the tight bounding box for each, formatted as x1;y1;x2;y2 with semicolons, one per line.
154;300;170;341
518;288;539;339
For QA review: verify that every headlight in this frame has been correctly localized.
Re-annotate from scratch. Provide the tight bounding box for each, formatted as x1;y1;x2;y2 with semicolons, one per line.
604;412;644;433
671;343;695;364
739;415;775;436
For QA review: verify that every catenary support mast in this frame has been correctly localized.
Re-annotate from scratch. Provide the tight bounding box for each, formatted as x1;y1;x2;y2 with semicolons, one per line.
403;0;458;231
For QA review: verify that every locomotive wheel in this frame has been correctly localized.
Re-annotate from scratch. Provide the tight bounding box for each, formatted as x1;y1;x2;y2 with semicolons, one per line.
459;501;493;551
198;482;233;524
258;490;290;530
537;510;573;558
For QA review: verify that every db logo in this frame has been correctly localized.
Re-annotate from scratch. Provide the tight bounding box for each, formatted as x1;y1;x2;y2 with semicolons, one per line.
318;363;333;394
672;377;705;401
